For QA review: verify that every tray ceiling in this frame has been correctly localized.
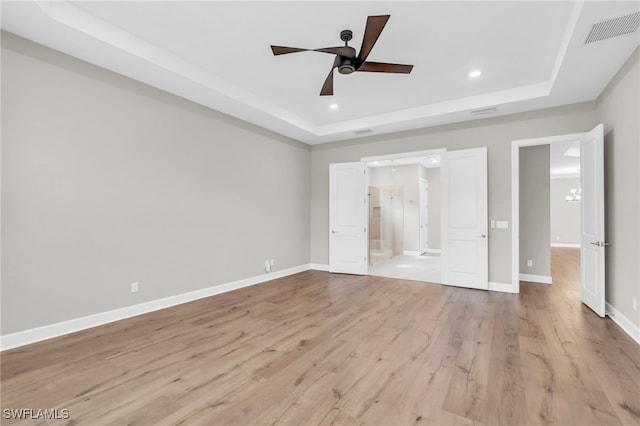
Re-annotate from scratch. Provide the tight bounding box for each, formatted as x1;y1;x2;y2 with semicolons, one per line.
2;1;639;144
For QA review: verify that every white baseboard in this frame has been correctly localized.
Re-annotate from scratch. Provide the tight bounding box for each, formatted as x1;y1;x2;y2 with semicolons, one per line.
519;274;553;284
310;263;329;272
403;250;420;256
551;243;580;248
606;302;640;345
0;264;312;351
426;248;442;254
489;282;519;293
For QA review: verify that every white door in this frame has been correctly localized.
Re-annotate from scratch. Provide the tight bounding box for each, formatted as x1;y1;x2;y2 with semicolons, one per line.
329;162;367;274
441;148;488;290
419;178;428;254
580;124;606;317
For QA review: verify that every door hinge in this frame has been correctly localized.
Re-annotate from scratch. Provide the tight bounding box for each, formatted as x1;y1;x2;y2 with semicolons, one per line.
364;227;366;233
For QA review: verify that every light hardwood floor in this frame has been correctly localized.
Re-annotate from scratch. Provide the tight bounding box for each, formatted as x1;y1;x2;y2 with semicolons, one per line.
2;248;639;425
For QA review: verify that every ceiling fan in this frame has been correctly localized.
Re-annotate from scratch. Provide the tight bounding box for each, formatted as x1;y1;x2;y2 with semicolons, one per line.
270;15;414;96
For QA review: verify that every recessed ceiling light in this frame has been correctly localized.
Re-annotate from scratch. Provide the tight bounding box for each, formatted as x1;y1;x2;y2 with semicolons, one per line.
469;70;482;78
329;103;338;110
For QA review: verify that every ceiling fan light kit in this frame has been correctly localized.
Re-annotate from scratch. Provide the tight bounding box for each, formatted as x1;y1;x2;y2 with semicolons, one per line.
270;15;414;96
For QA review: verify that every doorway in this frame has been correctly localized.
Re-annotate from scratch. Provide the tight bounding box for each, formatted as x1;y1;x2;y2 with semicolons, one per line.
329;147;489;290
512;125;606;316
518;141;582;283
365;156;442;283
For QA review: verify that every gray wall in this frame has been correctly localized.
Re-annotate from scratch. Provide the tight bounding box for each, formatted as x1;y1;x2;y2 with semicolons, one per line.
3;33;637;335
550;177;581;245
310;103;597;285
1;33;311;334
519;145;551;277
425;168;441;250
596;47;640;328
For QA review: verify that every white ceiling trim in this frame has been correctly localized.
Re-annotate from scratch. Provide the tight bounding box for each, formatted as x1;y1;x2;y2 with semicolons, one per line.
11;0;578;142
317;81;550;136
548;1;583;90
3;1;638;145
35;0;321;136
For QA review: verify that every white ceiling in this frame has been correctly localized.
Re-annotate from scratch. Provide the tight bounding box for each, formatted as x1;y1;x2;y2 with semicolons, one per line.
550;139;581;179
2;1;639;145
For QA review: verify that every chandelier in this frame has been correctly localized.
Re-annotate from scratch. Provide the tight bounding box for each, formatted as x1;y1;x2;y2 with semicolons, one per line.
565;184;581;202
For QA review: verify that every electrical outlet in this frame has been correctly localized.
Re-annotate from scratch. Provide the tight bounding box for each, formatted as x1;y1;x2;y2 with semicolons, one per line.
270;259;275;266
633;298;638;311
527;260;533;268
131;282;139;293
264;260;271;272
556;236;560;241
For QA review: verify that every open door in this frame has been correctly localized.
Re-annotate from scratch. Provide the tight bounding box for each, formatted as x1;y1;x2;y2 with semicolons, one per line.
580;124;606;317
329;162;366;274
441;148;488;290
419;178;428;254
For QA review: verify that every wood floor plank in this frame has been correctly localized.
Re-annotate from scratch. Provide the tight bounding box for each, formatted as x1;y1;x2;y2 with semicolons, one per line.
2;248;638;425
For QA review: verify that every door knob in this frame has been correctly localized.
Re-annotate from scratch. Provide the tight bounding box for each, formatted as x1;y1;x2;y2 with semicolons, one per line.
480;234;486;238
331;230;336;234
589;241;601;246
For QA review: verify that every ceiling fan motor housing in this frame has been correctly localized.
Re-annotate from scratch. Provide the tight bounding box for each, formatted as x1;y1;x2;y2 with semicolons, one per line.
338;29;356;74
340;29;353;42
338;56;356;74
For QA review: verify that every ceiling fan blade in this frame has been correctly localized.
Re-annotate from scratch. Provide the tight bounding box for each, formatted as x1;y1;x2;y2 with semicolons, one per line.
271;45;310;55
320;56;341;96
357;15;390;65
313;46;356;58
357;62;414;74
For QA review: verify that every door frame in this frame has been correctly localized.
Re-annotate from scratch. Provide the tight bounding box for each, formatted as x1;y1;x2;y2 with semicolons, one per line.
511;132;585;293
361;149;446;274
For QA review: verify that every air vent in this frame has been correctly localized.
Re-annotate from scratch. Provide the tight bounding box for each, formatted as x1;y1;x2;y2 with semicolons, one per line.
585;11;640;44
470;107;497;116
354;129;373;135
